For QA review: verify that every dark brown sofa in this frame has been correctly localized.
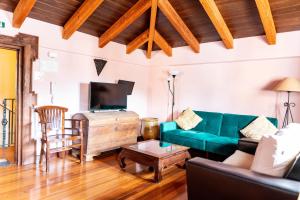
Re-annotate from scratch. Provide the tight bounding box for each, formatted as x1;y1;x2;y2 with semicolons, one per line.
186;138;300;200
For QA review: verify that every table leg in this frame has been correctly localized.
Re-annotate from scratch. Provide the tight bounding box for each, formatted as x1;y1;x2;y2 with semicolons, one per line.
118;150;126;169
154;165;162;183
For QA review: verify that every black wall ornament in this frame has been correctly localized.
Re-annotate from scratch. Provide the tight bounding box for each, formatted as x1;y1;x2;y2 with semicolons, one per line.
94;59;107;76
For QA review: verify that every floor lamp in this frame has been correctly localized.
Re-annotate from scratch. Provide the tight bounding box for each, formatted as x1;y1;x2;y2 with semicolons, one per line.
168;70;180;121
274;77;300;128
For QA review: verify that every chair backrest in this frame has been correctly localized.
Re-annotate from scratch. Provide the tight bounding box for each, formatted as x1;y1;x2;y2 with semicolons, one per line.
35;106;68;132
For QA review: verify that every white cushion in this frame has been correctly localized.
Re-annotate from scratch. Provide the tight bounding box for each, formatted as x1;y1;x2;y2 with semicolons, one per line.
251;128;300;177
175;108;202;130
276;123;300;136
240;116;278;140
223;150;254;169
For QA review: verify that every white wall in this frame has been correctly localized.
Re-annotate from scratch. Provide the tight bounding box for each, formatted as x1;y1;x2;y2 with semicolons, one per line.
33;48;150;118
0;10;150;118
147;31;300;127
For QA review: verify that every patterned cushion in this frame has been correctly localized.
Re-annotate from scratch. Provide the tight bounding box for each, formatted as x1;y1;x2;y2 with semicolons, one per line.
175;108;202;130
240;116;278;140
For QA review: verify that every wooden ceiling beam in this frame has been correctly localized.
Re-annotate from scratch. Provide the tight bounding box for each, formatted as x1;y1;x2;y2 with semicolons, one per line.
13;0;37;28
126;29;149;54
99;0;151;48
63;0;104;39
255;0;276;44
199;0;233;49
146;0;158;59
154;30;172;57
158;0;199;53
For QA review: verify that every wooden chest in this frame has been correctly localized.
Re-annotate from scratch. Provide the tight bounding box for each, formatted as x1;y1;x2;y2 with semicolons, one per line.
72;111;140;161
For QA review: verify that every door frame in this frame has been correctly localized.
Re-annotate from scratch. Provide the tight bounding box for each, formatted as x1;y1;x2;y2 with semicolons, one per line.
0;33;38;165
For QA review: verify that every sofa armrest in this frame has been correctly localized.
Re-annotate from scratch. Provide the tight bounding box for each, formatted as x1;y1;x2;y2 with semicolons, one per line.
186;157;300;200
238;137;259;155
160;121;178;133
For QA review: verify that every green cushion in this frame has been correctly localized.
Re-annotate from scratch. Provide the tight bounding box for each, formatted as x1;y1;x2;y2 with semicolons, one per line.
205;136;239;156
161;129;217;151
220;114;278;138
192;111;223;135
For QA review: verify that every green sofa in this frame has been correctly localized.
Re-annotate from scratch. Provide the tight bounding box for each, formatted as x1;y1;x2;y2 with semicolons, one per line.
160;111;278;156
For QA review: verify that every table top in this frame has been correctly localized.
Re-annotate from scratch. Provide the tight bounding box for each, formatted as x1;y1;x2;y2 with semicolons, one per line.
123;140;189;158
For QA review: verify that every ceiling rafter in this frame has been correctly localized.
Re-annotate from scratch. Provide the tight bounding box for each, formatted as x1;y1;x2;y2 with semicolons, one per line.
255;0;277;44
154;30;172;57
126;28;172;57
158;0;200;53
13;0;37;28
199;0;233;49
9;0;281;59
99;0;151;48
63;0;104;39
126;29;149;54
99;0;199;58
146;0;158;58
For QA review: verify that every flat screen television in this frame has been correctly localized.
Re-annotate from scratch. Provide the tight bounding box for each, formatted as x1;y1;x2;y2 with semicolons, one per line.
89;82;127;111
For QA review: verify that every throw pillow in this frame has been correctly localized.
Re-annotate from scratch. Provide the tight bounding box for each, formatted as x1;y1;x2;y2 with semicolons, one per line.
276;123;300;136
285;153;300;181
240;116;278;140
175;108;202;130
250;130;300;177
223;150;254;169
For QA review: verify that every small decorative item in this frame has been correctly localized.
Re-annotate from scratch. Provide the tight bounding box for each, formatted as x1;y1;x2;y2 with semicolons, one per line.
0;21;5;28
94;59;107;76
273;77;300;127
168;70;180;121
141;118;159;140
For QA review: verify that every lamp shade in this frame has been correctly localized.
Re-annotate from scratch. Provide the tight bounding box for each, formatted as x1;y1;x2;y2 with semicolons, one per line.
274;77;300;92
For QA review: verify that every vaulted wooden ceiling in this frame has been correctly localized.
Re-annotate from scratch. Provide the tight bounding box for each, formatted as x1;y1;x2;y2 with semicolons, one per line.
1;0;300;58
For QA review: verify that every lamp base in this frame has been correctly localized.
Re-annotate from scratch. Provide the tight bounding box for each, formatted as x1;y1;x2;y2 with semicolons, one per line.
282;101;295;128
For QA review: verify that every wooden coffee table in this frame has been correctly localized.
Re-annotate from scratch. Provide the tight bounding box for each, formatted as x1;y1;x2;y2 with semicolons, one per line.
118;140;190;182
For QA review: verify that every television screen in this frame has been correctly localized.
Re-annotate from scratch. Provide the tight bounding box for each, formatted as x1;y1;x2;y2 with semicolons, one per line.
89;82;127;110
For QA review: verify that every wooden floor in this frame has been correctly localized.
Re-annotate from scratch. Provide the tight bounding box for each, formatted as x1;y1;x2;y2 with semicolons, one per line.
0;153;187;200
0;146;15;163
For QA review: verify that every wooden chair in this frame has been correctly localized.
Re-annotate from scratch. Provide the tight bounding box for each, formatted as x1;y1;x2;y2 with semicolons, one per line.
35;106;84;172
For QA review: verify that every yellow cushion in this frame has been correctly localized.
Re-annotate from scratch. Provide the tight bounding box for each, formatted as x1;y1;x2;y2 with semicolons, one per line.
175;108;202;130
240;116;278;140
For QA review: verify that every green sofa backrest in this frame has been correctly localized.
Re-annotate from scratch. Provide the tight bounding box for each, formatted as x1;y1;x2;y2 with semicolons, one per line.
192;111;223;135
220;113;278;138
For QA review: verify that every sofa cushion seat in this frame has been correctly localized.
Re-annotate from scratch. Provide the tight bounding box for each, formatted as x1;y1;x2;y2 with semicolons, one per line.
205;136;239;156
162;129;217;151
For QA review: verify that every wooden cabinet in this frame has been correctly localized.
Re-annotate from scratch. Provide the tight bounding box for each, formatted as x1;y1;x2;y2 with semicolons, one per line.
72;111;140;161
